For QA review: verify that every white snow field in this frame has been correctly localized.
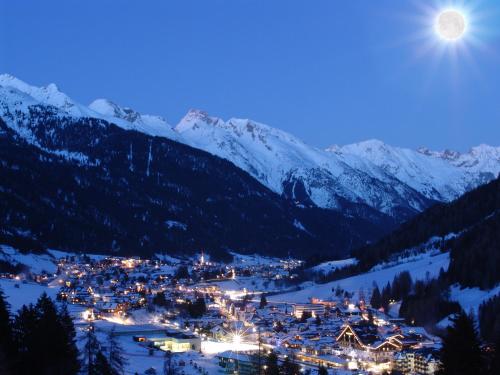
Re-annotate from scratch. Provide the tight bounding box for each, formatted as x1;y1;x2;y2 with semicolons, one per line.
0;278;59;311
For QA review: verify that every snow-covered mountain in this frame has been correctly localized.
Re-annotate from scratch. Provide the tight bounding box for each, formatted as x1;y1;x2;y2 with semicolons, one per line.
0;74;178;141
330;140;500;201
1;73;499;221
173;110;432;218
89;98;179;140
174;112;500;217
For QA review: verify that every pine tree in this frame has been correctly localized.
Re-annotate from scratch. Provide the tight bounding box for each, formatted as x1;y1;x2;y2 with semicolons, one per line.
370;285;382;309
92;350;118;375
83;322;102;375
264;351;280;375
281;356;300;375
259;294;268;309
59;303;81;374
318;365;328;375
163;350;177;375
32;292;81;374
381;282;392;311
106;326;128;375
315;315;322;326
12;304;39;374
0;287;13;373
487;336;500;375
439;311;484;374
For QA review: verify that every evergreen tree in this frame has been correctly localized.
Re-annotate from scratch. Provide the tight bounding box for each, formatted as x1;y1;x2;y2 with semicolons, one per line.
174;266;189;280
478;294;500;343
153;291;168;307
59;303;81;374
370;285;381;309
300;311;312;323
92;350;118;375
281;356;300;375
391;271;413;301
106;326;128;375
12;304;39;374
259;294;268;309
318;365;328;375
315;315;322;326
187;297;207;318
31;293;80;375
274;321;284;333
163;350;177;375
0;287;13;373
264;351;280;375
487;337;500;375
439;311;484;375
381;282;392;311
83;322;101;375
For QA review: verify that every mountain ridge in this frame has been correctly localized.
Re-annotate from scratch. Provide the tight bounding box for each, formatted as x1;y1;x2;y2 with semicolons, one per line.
1;74;499;223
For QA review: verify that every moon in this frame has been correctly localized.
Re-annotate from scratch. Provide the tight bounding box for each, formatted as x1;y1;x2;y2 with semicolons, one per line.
436;10;466;41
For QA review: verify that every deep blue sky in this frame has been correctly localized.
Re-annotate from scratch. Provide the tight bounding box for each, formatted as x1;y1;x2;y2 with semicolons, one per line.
1;0;499;151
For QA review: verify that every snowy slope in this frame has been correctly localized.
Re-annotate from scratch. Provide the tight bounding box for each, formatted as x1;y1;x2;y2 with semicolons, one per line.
271;251;450;303
0;278;59;311
0;245;57;274
310;258;358;274
0;74;95;118
89;98;179;140
449;284;500;315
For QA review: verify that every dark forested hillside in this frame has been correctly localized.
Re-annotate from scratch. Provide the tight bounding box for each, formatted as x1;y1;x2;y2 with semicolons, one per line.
354;176;500;289
0;113;394;259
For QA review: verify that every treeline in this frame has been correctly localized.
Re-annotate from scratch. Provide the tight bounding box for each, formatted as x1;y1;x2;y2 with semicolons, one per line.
369;270;461;328
446;212;500;289
479;294;500;344
370;271;413;310
398;278;461;328
439;310;500;375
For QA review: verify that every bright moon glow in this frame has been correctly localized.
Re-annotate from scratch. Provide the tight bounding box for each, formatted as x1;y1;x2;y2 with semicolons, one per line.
436;10;466;41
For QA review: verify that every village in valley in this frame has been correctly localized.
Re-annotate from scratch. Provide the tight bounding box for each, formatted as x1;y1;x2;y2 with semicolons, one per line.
0;249;442;375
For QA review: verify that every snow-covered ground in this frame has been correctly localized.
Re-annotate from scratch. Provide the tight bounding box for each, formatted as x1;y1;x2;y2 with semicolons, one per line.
209;277;281;294
310;258;358;274
271;252;450;303
0;245;58;274
228;252;282;267
449;284;500;315
0;278;59;311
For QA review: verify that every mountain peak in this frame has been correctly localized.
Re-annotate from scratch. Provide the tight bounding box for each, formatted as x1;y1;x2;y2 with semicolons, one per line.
89;98;175;139
0;73;89;116
89;98;141;123
175;109;223;132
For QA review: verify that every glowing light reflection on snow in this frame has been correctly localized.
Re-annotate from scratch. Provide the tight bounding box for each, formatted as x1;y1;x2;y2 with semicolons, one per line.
201;340;258;354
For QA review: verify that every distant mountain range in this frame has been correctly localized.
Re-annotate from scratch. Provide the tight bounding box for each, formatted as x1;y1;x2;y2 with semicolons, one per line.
0;74;499;258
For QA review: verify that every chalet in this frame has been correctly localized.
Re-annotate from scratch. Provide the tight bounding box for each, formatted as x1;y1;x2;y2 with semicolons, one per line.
336;323;402;362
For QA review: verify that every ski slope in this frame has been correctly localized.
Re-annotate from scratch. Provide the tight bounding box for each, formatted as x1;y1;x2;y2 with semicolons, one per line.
271;252;450;303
